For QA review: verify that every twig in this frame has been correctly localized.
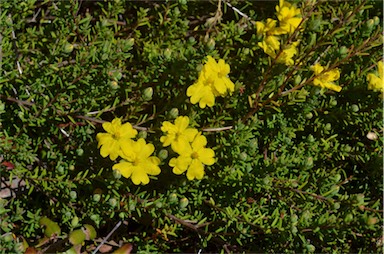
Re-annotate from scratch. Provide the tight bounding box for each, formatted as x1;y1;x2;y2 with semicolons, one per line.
224;1;252;22
92;220;122;254
202;126;233;132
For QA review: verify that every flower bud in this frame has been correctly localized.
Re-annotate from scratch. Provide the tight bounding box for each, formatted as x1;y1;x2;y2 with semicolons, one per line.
113;169;121;179
143;87;153;101
207;38;215;50
339;46;348;56
109;80;119;89
70;191;77;200
188;36;196;44
90;214;100;224
306;244;315;253
344;213;353;223
93;194;101;202
158;149;168;160
356;194;365;204
307;134;316;144
71;216;79;227
239;152;248;161
305;157;313;168
63;42;74;53
168;108;179;119
305;112;313;119
330;102;338;109
366;19;375;29
243;48;250;55
342;144;352;152
367;216;378;225
137;131;147;139
351;104;359;112
179;197;189;209
155;200;163;208
168;193;178;204
291;214;298;223
373;16;380;26
76;148;84;156
127;38;135;46
57;166;65;174
109;198;117;207
164;48;172;60
294;75;302;85
333;173;341;182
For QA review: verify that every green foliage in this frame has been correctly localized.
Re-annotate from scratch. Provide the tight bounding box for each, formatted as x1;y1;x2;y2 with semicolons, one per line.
0;0;382;253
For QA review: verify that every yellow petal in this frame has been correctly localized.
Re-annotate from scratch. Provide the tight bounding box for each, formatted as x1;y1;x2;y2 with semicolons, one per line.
131;169;150;185
186;160;205;180
113;161;134;179
198;148;215;165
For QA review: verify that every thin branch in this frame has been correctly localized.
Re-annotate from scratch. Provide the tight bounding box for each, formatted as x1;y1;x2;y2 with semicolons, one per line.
92;221;122;254
202;126;233;132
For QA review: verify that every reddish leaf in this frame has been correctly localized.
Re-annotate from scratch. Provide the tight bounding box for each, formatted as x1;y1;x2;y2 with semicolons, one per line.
1;161;14;170
113;243;133;254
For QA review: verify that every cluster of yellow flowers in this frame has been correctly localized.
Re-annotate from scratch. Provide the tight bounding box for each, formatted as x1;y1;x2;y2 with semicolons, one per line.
96;116;215;184
187;56;235;108
96;119;161;185
160;116;215;180
255;0;343;92
256;0;302;66
367;60;384;93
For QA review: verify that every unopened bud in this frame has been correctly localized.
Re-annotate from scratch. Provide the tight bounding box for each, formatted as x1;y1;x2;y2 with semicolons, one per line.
137;131;147;139
168;108;179;118
164;48;172;59
109;80;119;89
366;19;375;29
143;87;153;101
168;193;178;204
179;197;189;209
158;149;168;160
339;46;348;56
207;38;215;50
373;16;380;26
294;75;302;85
63;42;74;53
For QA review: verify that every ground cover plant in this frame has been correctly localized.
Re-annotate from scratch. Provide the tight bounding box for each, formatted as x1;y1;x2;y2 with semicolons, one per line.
0;0;383;253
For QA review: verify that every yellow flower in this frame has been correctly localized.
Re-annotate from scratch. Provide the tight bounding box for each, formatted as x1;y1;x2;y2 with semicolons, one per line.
113;138;161;185
187;56;235;108
367;61;384;93
258;36;281;57
96;118;138;160
276;0;302;34
160;116;198;153
169;133;215;180
187;81;216;108
256;18;287;37
203;56;235;95
310;63;342;92
275;41;299;66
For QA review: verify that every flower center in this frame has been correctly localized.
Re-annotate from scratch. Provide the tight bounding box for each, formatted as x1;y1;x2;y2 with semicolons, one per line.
112;131;121;140
132;159;140;166
191;152;199;159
